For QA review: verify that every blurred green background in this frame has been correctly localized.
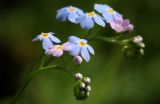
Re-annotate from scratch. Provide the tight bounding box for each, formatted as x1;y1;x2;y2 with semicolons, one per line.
0;0;160;104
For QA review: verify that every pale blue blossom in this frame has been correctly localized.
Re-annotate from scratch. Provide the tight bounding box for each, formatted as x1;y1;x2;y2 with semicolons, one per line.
32;32;61;51
77;11;105;30
67;36;94;62
94;4;122;23
56;6;84;23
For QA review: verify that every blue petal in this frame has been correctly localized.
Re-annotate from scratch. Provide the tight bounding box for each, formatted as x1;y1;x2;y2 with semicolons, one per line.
81;47;90;62
94;4;110;13
33;35;43;41
87;45;94;55
48;33;61;43
68;12;79;23
94;15;105;27
80;39;88;44
42;38;53;51
115;12;122;17
69;44;81;56
68;36;80;43
57;7;68;13
79;15;94;30
76;9;85;16
76;15;84;23
102;12;113;23
56;11;69;21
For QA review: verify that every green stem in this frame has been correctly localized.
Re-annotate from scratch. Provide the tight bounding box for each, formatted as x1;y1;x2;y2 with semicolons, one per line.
9;65;71;104
88;36;132;46
85;29;92;38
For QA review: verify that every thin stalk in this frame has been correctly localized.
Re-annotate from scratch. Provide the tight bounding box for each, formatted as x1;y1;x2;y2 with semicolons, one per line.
85;29;92;38
88;36;132;45
9;65;71;104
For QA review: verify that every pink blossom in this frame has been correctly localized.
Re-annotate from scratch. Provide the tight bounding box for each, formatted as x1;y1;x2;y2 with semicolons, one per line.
45;42;72;57
110;17;134;33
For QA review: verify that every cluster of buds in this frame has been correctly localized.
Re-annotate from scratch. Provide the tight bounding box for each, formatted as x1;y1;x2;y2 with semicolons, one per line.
123;35;145;59
73;73;91;100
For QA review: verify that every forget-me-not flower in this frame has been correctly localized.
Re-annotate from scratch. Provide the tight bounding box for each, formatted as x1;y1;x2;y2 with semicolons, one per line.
77;11;105;30
32;32;61;51
67;36;95;62
94;4;122;23
56;6;84;23
45;42;72;57
110;16;134;33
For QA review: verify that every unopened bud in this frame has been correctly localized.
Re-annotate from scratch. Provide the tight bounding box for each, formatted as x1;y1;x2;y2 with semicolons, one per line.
123;46;135;59
133;36;143;43
73;56;82;65
86;86;91;92
80;91;85;97
83;77;91;84
32;38;38;42
75;73;83;80
137;42;145;48
140;49;144;55
79;82;86;89
86;92;90;97
123;45;128;49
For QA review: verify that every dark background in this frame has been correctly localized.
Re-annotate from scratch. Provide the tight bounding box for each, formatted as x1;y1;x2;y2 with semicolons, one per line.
0;0;160;104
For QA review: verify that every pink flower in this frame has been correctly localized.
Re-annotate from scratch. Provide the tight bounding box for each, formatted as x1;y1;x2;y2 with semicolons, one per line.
110;17;134;33
45;42;72;57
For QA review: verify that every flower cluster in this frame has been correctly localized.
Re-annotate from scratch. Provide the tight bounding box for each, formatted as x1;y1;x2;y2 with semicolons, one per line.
32;3;145;101
123;35;145;59
56;4;134;32
33;33;94;62
74;73;92;100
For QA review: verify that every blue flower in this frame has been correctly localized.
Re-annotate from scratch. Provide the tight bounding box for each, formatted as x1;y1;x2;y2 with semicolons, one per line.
67;36;94;62
56;6;84;23
77;11;105;30
32;32;61;51
94;4;122;23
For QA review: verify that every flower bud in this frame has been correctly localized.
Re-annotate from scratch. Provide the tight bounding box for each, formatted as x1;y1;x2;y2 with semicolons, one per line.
137;42;145;48
86;92;90;97
133;36;143;43
79;82;86;89
86;86;91;92
123;45;136;59
74;73;83;80
80;91;85;96
139;49;144;55
32;38;39;42
83;77;91;84
73;56;82;65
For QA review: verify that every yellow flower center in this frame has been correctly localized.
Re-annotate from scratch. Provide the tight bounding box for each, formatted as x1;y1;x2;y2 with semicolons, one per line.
56;45;63;50
41;33;49;38
79;40;87;47
68;7;76;12
107;8;115;14
87;11;96;17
